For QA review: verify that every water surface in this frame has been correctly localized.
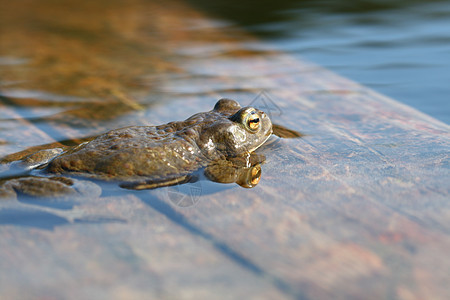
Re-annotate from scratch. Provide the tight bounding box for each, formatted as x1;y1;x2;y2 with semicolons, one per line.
190;0;450;124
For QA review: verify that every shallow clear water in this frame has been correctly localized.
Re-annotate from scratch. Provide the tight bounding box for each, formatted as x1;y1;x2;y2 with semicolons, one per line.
192;0;450;124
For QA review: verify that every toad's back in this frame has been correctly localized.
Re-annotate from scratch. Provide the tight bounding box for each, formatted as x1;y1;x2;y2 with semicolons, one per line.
46;125;205;180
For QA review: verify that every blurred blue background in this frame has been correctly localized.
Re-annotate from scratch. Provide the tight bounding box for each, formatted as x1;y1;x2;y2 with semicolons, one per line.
191;0;450;124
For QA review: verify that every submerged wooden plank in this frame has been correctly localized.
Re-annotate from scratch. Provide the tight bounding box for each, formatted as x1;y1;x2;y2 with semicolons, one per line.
0;193;285;299
0;0;449;299
0;102;58;157
151;54;450;299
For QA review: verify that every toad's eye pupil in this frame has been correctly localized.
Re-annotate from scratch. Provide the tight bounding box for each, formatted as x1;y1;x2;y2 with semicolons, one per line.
249;118;259;124
247;115;260;131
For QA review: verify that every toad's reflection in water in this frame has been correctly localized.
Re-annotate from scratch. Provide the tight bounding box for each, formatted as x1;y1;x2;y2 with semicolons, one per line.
122;152;265;191
0;154;265;209
0;154;265;203
163;154;264;208
204;154;264;188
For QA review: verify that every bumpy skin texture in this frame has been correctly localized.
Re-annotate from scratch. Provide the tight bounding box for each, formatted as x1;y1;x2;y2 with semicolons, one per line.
46;99;273;182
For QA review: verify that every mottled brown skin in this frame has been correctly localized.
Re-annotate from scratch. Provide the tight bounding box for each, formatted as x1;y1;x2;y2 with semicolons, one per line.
20;99;272;189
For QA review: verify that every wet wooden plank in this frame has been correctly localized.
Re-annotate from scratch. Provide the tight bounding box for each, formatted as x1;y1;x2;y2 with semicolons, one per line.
150;54;450;299
1;0;449;299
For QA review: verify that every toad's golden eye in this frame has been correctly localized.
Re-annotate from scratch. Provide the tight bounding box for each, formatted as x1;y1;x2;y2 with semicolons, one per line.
245;110;260;132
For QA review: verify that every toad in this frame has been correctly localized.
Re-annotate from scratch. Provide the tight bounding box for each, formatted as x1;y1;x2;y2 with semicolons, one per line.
1;99;275;196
